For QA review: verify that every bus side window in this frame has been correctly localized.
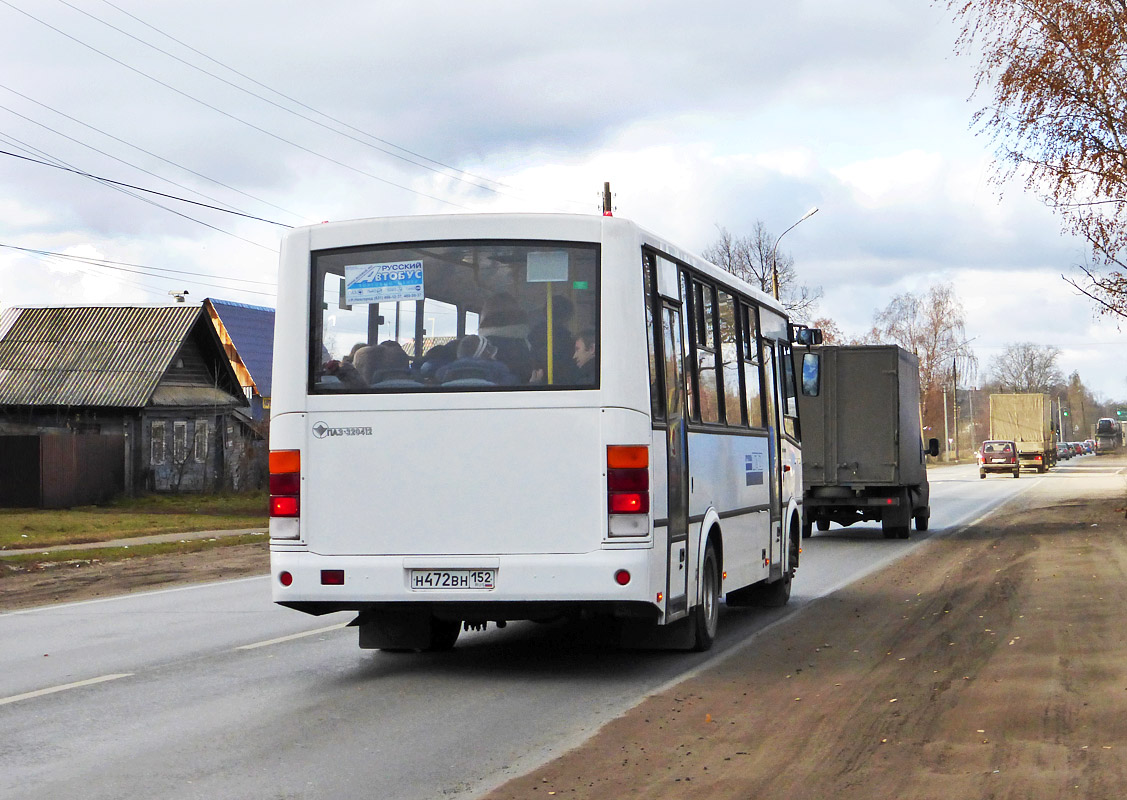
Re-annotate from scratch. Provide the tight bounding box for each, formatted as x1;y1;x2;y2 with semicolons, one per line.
718;291;742;427
742;304;764;427
693;280;721;424
781;343;799;440
643;252;664;419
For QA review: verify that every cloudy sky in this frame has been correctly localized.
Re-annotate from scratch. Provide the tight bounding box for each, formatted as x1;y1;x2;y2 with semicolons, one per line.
1;0;1123;400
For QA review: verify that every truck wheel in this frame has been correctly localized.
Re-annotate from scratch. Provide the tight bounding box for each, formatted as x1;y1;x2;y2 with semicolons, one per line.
691;543;720;652
816;518;830;532
1013;469;1020;479
979;470;986;479
914;511;929;531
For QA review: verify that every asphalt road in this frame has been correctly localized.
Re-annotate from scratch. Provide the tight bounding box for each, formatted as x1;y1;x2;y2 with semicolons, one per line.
0;458;1082;800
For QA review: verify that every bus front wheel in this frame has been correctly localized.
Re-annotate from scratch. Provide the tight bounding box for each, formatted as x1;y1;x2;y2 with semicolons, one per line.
691;543;720;652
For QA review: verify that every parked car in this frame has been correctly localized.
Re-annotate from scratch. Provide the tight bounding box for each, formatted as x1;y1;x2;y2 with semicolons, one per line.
979;440;1020;479
1056;442;1072;460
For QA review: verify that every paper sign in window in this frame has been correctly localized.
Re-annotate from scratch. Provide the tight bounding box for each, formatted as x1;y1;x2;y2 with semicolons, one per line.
526;251;569;283
345;261;425;304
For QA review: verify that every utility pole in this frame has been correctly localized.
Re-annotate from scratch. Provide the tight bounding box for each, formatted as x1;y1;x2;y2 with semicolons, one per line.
943;386;950;462
952;357;959;461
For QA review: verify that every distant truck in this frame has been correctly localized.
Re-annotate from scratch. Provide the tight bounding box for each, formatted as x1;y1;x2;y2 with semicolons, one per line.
988;393;1054;473
795;345;939;540
1094;418;1122;454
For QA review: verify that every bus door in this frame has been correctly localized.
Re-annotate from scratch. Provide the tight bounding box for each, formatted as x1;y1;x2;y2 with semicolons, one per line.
761;340;784;580
661;304;690;617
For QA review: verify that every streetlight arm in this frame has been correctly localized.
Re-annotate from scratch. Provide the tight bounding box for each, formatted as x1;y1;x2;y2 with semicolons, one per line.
771;207;819;300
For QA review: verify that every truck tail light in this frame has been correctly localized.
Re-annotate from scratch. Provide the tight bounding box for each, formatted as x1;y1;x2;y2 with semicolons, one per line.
269;449;300;518
608;445;649;536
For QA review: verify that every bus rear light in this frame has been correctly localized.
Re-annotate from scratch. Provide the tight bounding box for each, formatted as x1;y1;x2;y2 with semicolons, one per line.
271;495;300;517
269;472;300;495
607;468;648;491
609;492;649;514
607;445;648;469
607;446;649;533
321;570;345;585
279;571;293;587
270;449;301;519
614;569;631;586
270;449;300;473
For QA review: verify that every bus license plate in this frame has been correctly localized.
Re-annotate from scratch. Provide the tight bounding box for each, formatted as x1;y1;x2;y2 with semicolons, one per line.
410;569;495;590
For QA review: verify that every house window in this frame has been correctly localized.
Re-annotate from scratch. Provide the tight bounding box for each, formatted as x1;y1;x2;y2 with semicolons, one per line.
151;421;166;465
194;420;209;462
173;421;188;462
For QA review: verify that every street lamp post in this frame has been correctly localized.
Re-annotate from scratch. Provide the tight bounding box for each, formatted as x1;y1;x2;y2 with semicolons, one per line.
771;207;819;300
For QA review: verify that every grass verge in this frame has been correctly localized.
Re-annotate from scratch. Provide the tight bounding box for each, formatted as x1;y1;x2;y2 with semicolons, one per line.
0;532;267;573
0;492;267;549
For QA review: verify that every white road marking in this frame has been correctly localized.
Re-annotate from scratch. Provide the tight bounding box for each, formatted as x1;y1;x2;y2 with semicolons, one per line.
236;622;348;650
0;673;133;706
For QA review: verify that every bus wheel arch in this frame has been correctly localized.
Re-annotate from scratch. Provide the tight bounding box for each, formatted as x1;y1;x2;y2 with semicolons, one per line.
691;533;721;652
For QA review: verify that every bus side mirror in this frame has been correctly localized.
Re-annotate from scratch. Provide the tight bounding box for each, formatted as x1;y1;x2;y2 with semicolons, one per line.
927;438;940;457
789;324;823;346
801;352;820;396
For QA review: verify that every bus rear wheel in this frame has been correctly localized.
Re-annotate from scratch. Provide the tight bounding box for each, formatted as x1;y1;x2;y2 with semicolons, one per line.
691;543;720;652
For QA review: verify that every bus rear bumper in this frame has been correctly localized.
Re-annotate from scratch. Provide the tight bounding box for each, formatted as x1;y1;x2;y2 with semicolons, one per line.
269;548;661;620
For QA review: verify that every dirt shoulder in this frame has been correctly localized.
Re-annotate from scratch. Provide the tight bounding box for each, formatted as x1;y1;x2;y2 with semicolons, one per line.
0;541;268;611
483;457;1127;800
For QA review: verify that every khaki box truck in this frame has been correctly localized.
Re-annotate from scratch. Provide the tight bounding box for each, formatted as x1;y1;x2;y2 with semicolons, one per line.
988;393;1054;473
795;345;939;540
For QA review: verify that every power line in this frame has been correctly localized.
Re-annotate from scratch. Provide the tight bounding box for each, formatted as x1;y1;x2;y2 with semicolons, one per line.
1;243;277;298
0;242;276;288
0;148;290;227
92;0;591;212
0;80;311;224
0;134;279;252
0;0;473;210
68;0;519;199
0;98;294;226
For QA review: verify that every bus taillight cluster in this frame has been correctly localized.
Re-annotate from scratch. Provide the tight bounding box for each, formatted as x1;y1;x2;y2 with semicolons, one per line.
269;450;301;518
607;446;649;537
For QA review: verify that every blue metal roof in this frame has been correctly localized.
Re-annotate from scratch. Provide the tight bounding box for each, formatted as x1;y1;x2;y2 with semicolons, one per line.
206;299;275;397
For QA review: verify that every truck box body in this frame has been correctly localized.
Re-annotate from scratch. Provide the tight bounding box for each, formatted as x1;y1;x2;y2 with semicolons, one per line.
801;345;926;488
796;345;931;538
988;393;1053;470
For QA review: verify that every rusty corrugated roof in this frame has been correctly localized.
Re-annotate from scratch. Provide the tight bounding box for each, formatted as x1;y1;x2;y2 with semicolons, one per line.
0;305;201;407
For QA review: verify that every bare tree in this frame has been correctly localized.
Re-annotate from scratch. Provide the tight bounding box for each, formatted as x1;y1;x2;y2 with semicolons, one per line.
703;223;823;321
986;342;1064;394
945;0;1127;318
866;284;978;431
807;316;845;345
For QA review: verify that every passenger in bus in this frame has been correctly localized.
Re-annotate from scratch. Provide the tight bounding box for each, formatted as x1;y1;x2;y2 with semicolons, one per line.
435;335;515;385
479;292;535;383
572;328;597;385
367;340;417;385
414;340;458;381
529;295;576;384
322;356;366;388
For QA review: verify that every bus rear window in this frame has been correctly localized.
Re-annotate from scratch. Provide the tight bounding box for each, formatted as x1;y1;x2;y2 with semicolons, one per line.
310;241;599;392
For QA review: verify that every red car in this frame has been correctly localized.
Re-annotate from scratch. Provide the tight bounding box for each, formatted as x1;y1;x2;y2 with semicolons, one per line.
979;440;1020;479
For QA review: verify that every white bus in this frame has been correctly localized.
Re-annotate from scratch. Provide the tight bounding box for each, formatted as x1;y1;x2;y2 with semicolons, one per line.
269;213;816;652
